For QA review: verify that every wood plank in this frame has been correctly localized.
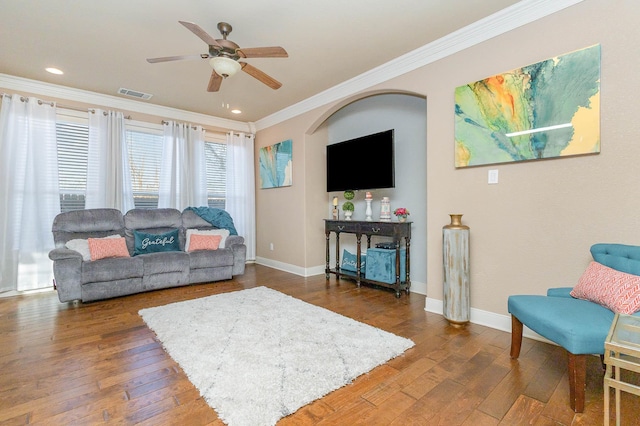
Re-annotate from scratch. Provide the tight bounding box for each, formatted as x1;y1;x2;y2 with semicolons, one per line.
0;264;638;424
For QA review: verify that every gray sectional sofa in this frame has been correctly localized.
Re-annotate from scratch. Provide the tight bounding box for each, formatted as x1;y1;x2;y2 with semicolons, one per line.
48;208;246;303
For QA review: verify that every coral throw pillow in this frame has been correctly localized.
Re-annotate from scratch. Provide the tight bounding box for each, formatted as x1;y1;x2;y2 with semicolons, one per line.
188;234;222;252
88;237;130;261
186;228;230;249
570;261;640;314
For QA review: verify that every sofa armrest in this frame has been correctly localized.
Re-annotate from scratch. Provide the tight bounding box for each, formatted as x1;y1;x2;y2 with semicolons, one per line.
49;248;83;261
546;287;574;298
50;255;83;302
226;235;245;247
227;236;246;276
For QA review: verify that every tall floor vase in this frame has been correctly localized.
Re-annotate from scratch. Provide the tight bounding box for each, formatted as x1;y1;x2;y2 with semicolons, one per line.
443;214;470;327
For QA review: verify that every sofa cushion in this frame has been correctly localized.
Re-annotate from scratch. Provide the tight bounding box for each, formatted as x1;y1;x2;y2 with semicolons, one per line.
508;295;615;354
52;208;125;248
189;248;234;269
133;229;181;256
125;208;182;230
140;251;189;275
570;261;640;315
82;257;143;284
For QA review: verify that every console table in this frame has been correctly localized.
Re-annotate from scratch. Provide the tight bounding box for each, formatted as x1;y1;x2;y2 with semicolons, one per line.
324;220;411;297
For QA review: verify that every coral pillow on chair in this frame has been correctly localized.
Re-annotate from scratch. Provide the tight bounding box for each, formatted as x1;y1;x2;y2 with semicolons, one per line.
570;261;640;314
88;237;130;261
187;234;223;252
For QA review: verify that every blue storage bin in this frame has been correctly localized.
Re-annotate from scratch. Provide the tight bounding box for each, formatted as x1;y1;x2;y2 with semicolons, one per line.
365;248;406;284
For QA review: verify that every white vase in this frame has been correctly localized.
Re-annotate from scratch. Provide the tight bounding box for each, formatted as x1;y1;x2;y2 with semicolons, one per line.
365;199;373;221
344;211;353;221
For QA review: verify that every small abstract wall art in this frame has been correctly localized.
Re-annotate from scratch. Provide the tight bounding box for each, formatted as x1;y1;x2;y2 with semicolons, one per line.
259;139;293;189
454;44;601;168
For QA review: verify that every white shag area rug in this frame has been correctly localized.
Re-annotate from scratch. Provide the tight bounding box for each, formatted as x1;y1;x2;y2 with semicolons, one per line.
139;286;414;426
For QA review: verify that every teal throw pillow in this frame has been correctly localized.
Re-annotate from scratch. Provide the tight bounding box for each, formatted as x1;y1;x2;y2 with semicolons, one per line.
133;229;180;256
341;249;366;273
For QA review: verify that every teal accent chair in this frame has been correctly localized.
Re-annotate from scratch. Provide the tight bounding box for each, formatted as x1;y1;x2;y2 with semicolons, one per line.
508;243;640;413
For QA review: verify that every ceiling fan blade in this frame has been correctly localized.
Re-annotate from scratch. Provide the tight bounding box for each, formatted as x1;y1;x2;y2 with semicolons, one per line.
179;21;222;48
240;62;282;90
146;54;205;64
207;71;223;92
236;46;288;58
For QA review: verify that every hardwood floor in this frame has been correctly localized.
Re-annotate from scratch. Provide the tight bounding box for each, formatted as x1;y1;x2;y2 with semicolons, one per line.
1;264;638;425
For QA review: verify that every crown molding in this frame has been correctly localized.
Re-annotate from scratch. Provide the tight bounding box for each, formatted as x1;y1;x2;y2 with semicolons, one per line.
0;73;252;133
254;0;584;131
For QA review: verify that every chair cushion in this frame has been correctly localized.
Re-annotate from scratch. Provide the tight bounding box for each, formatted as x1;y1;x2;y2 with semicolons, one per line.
508;295;615;354
546;287;573;298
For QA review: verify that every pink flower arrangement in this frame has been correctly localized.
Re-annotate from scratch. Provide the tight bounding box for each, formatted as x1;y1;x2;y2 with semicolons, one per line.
393;207;410;217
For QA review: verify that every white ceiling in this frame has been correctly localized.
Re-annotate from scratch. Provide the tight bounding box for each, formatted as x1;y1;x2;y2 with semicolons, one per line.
0;0;521;123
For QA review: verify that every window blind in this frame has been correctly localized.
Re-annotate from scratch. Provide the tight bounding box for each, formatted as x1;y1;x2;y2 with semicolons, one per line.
56;121;88;212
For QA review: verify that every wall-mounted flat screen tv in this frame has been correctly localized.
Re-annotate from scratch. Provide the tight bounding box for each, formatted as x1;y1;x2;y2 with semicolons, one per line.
326;129;395;192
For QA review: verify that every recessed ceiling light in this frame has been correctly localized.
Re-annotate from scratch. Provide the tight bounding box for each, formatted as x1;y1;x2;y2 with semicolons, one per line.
45;67;64;75
231;109;242;114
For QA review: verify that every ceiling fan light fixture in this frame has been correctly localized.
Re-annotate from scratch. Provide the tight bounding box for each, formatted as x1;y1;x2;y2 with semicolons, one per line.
209;57;241;78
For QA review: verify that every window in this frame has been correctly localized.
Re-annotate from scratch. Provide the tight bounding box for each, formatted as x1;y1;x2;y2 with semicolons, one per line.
126;128;163;209
54;111;227;212
56;121;88;212
205;141;226;209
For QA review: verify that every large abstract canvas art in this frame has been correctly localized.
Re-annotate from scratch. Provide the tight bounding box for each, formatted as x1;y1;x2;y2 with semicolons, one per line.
259;139;293;188
454;44;600;168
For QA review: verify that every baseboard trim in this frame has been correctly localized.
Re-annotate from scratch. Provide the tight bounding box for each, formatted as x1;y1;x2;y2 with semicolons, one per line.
254;258;427;295
425;297;554;345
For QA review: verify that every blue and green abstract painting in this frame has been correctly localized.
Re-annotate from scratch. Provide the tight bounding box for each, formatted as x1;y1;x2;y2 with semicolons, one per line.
259;139;293;188
454;44;600;167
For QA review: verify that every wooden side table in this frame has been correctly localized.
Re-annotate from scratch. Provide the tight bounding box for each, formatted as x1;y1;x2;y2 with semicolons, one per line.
604;313;640;426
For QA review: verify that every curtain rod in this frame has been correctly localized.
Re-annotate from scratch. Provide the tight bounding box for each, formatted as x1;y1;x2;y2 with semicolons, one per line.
1;93;248;133
1;93;131;119
161;119;251;137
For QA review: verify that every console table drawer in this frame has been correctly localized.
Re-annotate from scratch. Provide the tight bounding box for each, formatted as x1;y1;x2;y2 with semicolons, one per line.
361;223;397;236
325;220;359;233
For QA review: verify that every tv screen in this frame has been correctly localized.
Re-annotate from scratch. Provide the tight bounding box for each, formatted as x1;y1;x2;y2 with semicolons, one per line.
326;129;395;192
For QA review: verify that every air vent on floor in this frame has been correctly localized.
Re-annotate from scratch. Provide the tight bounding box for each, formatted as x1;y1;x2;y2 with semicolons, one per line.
117;87;153;100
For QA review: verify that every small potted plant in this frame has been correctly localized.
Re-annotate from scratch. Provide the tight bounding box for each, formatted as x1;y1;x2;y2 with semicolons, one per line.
342;201;355;220
394;207;410;223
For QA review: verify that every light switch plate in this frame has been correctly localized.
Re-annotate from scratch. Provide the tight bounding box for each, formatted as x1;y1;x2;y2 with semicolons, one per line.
488;169;499;184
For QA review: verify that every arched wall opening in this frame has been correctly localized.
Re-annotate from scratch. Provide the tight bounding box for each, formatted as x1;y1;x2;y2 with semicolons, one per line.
302;90;428;294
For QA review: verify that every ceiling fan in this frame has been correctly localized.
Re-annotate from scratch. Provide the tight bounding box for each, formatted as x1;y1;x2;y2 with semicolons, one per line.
147;21;288;92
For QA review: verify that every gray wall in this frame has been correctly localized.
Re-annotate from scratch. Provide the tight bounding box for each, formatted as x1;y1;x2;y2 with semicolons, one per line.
326;93;427;292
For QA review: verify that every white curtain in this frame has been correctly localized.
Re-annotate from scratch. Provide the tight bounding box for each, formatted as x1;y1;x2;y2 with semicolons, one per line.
158;121;207;210
0;95;60;292
85;109;134;212
226;132;256;261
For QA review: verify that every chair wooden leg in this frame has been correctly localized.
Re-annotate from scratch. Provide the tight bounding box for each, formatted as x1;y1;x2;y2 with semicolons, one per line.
568;352;586;413
510;314;523;359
